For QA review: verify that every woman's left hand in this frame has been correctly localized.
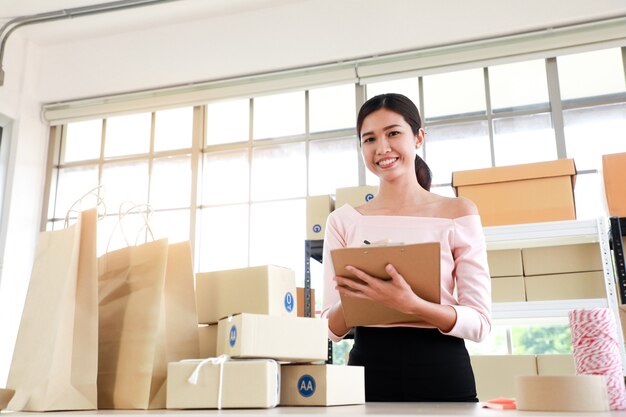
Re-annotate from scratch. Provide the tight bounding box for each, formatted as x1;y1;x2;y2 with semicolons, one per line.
334;263;424;315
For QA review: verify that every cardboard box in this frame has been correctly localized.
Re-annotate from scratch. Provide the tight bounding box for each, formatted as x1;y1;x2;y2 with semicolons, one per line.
166;359;279;409
516;375;610;412
536;354;575;376
491;276;526;302
452;159;576;226
216;313;328;362
522;243;602;276
602;152;626;217
296;287;315;318
332;243;440;326
196;265;296;324
525;271;606;301
470;355;537;400
198;324;217;358
306;195;334;240
280;364;365;406
487;249;523;277
335;186;378;208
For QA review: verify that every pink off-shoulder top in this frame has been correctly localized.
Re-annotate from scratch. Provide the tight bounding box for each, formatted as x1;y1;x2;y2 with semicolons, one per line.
320;204;492;343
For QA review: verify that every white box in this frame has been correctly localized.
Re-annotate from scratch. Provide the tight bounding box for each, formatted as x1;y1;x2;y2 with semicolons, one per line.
217;313;328;363
196;265;296;324
166;359;279;409
280;364;365;406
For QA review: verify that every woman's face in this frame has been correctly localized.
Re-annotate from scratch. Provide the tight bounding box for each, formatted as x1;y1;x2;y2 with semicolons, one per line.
359;108;423;182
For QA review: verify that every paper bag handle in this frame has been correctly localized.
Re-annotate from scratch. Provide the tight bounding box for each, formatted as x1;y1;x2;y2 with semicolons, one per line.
105;202;155;253
64;185;106;228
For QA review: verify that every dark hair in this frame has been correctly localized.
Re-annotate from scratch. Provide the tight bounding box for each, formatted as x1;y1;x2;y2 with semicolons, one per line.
356;93;432;191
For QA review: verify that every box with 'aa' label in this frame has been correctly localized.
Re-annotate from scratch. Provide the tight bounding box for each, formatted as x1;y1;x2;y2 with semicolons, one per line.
335;186;378;208
217;313;328;363
198;324;217;358
196;265;297;324
166;359;279;409
280;364;365;406
306;195;334;240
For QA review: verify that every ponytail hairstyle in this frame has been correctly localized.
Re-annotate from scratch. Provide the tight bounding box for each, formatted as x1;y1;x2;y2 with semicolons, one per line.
356;93;432;191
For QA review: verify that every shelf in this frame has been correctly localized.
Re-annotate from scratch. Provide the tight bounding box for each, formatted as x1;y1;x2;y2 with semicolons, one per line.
484;219;600;250
492;298;608;320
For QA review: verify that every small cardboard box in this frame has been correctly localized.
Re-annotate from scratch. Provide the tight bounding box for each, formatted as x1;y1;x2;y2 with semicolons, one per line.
491;276;526;302
280;364;365;406
198;324;217;358
296;287;315;318
525;271;605;301
471;355;537;400
216;313;328;362
332;243;440;327
516;375;610;412
166;359;279;409
335;186;378;208
602;152;626;217
306;195;334;240
536;354;575;376
487;249;523;277
522;243;602;276
196;265;296;324
452;159;576;226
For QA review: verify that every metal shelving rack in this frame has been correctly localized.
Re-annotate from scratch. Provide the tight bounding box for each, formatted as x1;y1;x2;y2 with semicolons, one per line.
306;218;626;371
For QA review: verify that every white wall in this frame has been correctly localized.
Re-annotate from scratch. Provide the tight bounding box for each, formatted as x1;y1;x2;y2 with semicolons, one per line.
0;0;625;385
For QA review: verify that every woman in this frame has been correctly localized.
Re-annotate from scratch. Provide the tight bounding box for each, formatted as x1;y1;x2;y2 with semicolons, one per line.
321;93;491;402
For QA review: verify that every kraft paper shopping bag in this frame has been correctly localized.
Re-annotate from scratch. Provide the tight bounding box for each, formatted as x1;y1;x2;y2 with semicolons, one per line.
97;237;169;409
7;208;98;411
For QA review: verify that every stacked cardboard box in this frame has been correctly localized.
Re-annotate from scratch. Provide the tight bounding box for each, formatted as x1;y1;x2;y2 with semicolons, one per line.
487;243;605;302
168;264;364;409
602;152;626;217
471;354;575;400
335;186;378;209
306;196;334;240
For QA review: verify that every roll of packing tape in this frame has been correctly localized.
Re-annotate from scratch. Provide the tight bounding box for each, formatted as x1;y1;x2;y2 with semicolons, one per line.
516;376;610;412
0;388;15;410
569;308;626;410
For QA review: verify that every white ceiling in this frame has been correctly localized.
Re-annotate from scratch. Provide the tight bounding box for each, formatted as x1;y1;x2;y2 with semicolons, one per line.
0;0;299;43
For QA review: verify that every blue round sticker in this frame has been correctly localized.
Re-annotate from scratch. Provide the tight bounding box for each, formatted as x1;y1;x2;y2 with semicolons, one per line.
229;325;237;347
297;374;316;397
365;193;374;202
312;224;322;233
284;292;294;313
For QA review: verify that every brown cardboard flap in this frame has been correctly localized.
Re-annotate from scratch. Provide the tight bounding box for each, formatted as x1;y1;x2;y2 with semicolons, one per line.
0;389;15;410
452;159;576;187
331;242;440;327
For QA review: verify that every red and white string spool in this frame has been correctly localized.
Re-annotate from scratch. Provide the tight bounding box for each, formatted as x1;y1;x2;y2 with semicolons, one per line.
569;308;626;410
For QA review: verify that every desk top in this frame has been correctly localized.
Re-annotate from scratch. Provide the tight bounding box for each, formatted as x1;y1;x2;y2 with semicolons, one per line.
3;403;626;417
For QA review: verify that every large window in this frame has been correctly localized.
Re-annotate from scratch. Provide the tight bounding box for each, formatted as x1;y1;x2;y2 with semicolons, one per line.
46;46;626;358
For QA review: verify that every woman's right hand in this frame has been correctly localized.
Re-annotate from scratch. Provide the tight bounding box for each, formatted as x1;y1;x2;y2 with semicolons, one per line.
328;300;351;338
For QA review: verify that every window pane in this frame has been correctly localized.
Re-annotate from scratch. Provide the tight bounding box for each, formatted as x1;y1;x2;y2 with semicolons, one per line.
426;121;491;184
150;155;191;209
251;143;306;201
154;107;193;152
365;77;420;106
101;160;149;210
466;325;509;355
104;113;151;158
511;323;572;355
53;165;99;219
202;150;249;205
431;185;455;197
253;91;305;139
489;60;549;111
150;209;190;244
558;48;626;100
309;137;358;195
309;84;356;133
206;98;250;145
423;68;486;119
250;199;305;281
493;113;557;166
564;103;626;171
63;120;102;163
197;204;249;272
575;172;604;220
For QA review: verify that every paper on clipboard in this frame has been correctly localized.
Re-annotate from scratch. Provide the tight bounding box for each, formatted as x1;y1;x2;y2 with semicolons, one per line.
331;242;440;327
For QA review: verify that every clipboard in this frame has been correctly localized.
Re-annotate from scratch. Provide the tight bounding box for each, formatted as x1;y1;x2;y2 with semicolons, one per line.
331;242;440;327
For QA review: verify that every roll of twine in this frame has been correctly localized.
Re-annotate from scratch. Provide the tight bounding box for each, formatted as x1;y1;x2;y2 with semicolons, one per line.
569;308;626;410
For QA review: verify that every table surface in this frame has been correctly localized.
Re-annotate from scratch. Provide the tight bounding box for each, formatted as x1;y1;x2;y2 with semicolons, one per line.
3;402;626;417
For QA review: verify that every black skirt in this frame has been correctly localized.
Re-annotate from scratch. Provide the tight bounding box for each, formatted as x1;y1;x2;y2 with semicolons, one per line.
347;326;478;402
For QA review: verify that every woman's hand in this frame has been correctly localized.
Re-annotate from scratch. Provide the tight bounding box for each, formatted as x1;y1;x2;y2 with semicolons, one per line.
334;263;423;315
